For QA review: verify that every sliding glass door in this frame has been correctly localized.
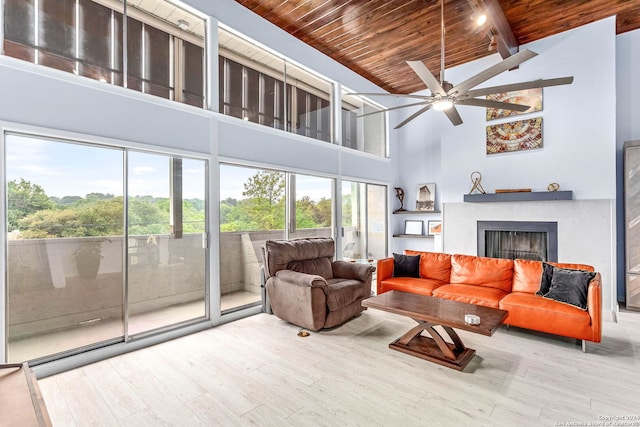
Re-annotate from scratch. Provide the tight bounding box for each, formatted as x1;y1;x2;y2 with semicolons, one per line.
126;152;207;336
5;134;125;361
341;181;387;261
4;133;208;362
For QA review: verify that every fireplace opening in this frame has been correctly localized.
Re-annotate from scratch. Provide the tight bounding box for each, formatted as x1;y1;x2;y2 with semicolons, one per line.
478;221;558;262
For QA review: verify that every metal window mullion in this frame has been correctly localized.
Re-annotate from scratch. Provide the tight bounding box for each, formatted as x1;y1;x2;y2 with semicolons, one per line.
170;35;176;101
123;0;128;88
141;22;146;93
286;173;296;237
258;73;264;125
170;158;183;239
34;0;40;64
75;0;80;74
123;149;130;341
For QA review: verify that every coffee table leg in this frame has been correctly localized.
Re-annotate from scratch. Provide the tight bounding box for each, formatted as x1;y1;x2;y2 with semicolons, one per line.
389;319;476;371
442;325;466;352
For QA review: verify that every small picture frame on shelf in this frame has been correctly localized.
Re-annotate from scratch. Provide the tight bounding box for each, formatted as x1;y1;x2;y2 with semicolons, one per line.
416;183;436;211
404;220;423;235
427;220;442;236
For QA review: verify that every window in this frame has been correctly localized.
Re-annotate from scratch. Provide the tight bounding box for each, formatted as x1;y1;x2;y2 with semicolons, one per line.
342;90;388;157
219;164;335;313
4;132;208;362
341;181;387;261
219;28;333;143
2;0;206;107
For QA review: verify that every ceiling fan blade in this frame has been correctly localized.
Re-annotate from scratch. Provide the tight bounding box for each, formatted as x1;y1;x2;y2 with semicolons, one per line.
346;92;434;100
457;98;531;112
394;104;433;129
355;100;432;118
462;77;574;98
449;49;538;96
443;105;463;126
407;61;446;96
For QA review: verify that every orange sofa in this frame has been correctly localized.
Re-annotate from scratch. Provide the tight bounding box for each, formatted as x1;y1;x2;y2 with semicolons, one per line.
377;250;602;348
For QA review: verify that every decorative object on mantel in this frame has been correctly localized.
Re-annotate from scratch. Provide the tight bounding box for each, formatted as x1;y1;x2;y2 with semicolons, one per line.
547;182;560;192
486;88;542;121
495;188;532;193
486;117;543;155
394;187;406;213
416;183;436;211
469;171;486;195
463;190;573;203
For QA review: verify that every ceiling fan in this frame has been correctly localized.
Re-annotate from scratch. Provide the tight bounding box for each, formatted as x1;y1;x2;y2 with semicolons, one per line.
351;0;573;129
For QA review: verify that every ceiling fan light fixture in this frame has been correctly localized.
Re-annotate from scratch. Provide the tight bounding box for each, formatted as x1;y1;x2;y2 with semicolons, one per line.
433;98;454;111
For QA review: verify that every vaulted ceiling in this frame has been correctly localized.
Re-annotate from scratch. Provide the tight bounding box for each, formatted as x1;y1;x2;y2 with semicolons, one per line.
235;0;640;94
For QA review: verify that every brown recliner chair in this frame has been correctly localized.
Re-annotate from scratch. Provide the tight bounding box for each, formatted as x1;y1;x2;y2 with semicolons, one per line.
262;237;376;331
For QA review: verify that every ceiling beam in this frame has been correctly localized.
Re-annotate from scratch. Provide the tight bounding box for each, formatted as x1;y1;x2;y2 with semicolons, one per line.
468;0;519;59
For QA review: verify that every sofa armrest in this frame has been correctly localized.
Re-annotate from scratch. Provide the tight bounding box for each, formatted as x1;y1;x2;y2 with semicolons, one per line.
376;257;394;294
331;260;375;282
275;269;328;292
587;272;602;342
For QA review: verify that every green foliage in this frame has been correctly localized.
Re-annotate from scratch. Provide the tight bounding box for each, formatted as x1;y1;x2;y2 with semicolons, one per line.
242;171;285;204
220;171;332;232
10;182;206;238
18;197;125;238
7;179;55;232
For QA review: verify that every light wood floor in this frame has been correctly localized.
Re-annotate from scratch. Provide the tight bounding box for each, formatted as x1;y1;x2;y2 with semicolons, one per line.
38;309;640;426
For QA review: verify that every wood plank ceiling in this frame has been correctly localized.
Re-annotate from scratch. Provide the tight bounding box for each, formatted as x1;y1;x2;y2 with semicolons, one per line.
235;0;640;94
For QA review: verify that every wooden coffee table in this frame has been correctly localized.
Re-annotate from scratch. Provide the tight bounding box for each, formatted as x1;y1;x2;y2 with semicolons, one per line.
362;290;508;371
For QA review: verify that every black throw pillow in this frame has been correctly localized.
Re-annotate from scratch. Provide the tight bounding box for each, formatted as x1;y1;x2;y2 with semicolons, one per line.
392;253;420;278
536;262;555;295
543;268;596;310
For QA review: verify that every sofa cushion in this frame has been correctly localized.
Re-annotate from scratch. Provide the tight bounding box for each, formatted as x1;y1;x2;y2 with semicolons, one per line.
450;254;514;292
404;250;452;282
512;259;545;293
543;268;595;310
432;283;507;308
326;278;366;311
537;262;595;296
392;253;420;277
379;277;445;296
500;292;593;340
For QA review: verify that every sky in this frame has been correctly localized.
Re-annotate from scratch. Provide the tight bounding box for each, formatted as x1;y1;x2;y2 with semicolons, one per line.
5;134;332;202
5;134;205;200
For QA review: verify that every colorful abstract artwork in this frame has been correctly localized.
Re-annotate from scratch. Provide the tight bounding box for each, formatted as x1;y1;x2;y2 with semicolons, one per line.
486;117;543;155
486;88;542;121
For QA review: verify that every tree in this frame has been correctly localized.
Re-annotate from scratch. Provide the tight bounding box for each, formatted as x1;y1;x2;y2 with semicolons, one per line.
242;171;285;204
18;197;124;238
7;179;54;231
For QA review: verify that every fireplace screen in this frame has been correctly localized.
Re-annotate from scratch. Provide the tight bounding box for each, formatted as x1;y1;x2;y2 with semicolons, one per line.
478;221;558;262
485;231;547;261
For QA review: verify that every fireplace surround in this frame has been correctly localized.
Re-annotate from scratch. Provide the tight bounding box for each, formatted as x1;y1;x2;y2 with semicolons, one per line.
478;221;558;262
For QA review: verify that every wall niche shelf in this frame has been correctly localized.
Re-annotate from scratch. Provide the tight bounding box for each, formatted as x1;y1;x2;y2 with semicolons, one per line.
392;234;433;238
463;191;573;203
393;210;441;214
